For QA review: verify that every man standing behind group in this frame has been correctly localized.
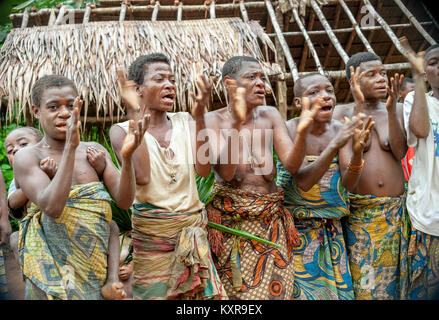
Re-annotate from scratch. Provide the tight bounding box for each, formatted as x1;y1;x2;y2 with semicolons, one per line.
276;72;373;300
110;53;226;300
400;38;439;299
333;52;410;300
205;56;320;300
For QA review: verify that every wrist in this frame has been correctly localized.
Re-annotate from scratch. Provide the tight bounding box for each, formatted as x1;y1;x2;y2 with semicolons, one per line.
347;158;364;175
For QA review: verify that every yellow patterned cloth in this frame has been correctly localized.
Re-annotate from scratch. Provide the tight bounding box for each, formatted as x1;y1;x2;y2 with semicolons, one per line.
18;182;112;300
345;193;410;300
131;203;226;300
276;157;354;300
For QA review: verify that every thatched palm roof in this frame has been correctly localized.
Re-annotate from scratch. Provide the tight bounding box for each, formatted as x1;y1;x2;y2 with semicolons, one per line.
1;0;438;124
0;17;278;124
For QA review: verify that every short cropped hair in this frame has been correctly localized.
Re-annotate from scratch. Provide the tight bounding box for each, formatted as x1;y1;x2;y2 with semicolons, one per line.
402;77;414;89
6;126;43;142
425;44;439;56
128;53;170;85
293;72;327;97
31;75;78;107
222;56;259;80
345;52;382;81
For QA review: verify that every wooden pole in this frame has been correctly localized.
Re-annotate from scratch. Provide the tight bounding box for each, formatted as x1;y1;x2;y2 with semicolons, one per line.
338;0;375;53
292;7;323;74
21;7;30;28
265;0;299;81
54;5;67;25
298;11;315;72
366;0;382;44
47;8;56;26
266;21;434;38
10;1;267;25
119;2;127;21
276;62;412;81
393;0;436;45
239;0;249;23
274;5;288;119
83;3;92;23
151;1;159;21
177;1;183;21
210;0;216;19
310;0;349;63
362;0;408;57
323;2;341;68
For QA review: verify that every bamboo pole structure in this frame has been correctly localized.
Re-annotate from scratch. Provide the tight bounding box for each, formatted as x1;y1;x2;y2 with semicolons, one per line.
338;0;375;53
83;3;92;23
383;13;406;64
266;21;434;38
21;7;30;28
47;9;56;26
177;1;183;21
9;1;267;23
210;0;216;19
292;7;323;74
362;0;407;58
239;0;249;23
310;0;349;63
119;2;127;21
54;5;67;25
393;0;436;45
278;62;411;81
152;1;160;21
323;3;341;69
298;10;315;72
274;5;288;119
265;0;299;81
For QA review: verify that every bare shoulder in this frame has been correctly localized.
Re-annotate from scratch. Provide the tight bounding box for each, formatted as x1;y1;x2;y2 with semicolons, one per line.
205;107;228;127
333;103;354;120
82;141;105;151
13;145;39;170
285;117;299;130
255;105;283;122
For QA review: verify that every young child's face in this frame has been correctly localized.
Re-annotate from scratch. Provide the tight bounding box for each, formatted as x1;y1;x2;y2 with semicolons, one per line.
298;74;336;122
425;47;439;89
5;128;39;166
32;85;77;140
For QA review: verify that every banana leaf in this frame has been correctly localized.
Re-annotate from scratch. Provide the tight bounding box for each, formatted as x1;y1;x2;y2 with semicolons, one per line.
207;221;284;249
196;170;215;204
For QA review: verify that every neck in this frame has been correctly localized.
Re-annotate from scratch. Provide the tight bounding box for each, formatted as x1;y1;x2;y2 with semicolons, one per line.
147;108;170;128
363;97;381;110
41;136;66;150
309;119;330;136
228;101;256;124
431;86;439;100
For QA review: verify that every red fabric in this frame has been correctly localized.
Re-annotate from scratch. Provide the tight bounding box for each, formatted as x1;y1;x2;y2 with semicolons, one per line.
402;146;415;181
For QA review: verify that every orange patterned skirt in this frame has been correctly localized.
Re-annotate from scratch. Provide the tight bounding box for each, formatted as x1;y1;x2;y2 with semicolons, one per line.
206;182;296;300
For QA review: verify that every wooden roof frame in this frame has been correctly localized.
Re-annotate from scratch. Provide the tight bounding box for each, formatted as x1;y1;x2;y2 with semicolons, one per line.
5;0;439;122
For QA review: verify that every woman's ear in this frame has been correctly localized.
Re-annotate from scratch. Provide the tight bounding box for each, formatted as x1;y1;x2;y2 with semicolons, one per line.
31;105;40;119
136;84;142;97
294;97;302;109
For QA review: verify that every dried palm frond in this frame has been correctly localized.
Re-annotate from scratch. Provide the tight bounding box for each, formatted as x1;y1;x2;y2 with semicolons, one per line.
0;18;278;125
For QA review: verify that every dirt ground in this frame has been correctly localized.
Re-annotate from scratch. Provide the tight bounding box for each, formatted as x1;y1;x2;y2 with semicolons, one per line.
3;245;25;300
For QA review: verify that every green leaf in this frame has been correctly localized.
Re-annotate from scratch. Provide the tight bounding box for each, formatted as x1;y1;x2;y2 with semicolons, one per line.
207;221;284;249
12;0;36;12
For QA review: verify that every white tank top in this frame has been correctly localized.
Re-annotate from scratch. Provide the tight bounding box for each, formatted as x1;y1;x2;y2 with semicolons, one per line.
116;112;204;213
